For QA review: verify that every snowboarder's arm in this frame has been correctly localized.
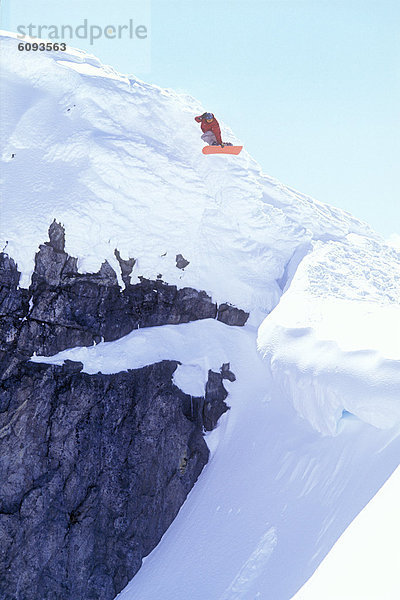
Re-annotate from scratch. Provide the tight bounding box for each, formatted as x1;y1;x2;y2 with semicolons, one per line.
211;121;223;145
195;113;207;123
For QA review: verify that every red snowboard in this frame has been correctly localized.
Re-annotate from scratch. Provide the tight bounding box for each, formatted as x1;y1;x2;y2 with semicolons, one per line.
202;145;243;155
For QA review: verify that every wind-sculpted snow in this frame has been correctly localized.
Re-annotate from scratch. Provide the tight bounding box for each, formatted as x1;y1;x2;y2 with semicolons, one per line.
303;235;400;307
258;235;400;434
31;319;233;397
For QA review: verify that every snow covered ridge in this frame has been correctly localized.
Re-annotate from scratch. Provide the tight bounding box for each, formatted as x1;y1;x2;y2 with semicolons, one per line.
1;31;400;437
0;31;375;304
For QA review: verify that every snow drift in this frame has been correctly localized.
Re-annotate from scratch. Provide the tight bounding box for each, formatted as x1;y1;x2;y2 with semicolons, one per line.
258;234;400;434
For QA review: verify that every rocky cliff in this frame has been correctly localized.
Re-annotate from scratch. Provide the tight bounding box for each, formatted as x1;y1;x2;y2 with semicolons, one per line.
0;222;244;600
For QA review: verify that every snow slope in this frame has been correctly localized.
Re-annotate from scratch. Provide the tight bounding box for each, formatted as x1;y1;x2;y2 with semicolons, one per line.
2;31;400;599
34;320;400;600
0;31;375;312
292;465;400;600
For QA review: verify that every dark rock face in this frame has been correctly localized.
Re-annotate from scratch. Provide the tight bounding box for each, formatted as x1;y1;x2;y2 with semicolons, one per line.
181;364;234;432
18;265;218;357
0;253;30;354
114;248;136;286
48;218;66;252
217;303;249;326
221;362;236;382
1;223;248;360
0;359;209;600
0;222;240;600
203;367;231;431
175;253;190;269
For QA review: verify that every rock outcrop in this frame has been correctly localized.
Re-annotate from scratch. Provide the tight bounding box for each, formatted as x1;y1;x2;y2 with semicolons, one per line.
0;222;248;362
175;253;190;269
0;359;209;600
182;363;236;432
0;222;241;600
217;302;249;326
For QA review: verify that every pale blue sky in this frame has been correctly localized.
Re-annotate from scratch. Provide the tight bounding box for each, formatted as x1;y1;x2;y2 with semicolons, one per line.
2;0;399;236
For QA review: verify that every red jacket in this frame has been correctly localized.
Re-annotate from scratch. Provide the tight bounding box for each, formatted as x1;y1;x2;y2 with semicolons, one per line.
195;115;222;144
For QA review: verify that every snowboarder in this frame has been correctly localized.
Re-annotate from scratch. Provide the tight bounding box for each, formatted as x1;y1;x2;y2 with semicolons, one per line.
195;112;224;146
195;112;242;155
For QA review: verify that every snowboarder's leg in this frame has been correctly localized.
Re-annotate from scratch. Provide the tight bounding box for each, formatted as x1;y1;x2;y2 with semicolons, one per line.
201;131;218;145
